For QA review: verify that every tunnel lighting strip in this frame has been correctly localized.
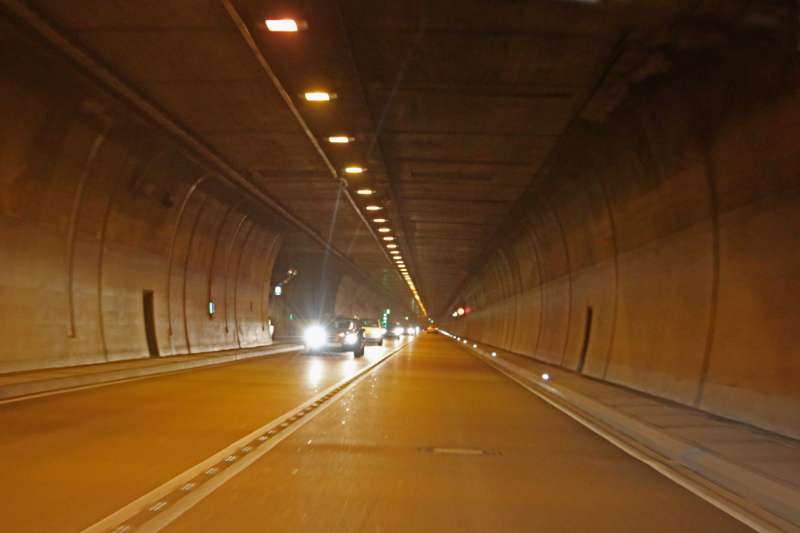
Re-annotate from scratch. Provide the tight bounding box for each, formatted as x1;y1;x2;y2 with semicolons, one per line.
83;341;416;533
438;331;789;532
220;1;407;310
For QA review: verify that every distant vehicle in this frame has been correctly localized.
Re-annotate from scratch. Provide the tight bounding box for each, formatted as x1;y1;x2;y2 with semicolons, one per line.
303;316;365;357
387;322;405;338
388;321;419;337
404;323;421;336
426;325;438;334
360;318;386;346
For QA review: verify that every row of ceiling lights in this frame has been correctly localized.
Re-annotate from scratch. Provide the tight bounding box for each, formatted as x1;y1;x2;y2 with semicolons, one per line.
265;18;427;317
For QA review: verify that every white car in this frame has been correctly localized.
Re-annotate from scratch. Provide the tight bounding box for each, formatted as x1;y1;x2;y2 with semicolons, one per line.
360;318;386;346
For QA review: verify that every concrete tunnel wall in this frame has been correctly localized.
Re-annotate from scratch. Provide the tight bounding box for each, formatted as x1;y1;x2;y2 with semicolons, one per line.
269;252;407;340
0;25;283;373
445;46;800;440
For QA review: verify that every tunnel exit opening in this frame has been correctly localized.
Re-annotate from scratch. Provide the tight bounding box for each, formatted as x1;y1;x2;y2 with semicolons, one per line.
576;306;593;374
142;290;159;357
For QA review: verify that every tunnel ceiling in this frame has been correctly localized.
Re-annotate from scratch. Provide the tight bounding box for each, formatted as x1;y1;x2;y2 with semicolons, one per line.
16;0;791;319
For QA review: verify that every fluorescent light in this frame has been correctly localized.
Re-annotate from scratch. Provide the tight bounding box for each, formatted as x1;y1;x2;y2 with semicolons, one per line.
265;19;303;32
378;227;391;233
356;189;374;195
389;250;400;255
365;205;382;211
386;244;397;249
328;136;352;144
373;218;387;223
303;91;335;102
345;166;364;174
382;236;394;241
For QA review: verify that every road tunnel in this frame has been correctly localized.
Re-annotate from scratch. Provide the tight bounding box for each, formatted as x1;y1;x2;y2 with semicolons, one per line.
0;1;798;531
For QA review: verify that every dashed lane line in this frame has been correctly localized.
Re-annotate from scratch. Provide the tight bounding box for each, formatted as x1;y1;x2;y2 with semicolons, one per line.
82;341;412;533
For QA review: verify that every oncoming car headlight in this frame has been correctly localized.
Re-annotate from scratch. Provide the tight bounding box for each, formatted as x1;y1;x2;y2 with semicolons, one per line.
304;325;327;349
406;327;415;335
393;326;404;336
344;332;359;345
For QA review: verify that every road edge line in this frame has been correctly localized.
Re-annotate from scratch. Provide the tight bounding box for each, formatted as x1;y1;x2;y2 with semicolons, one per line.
442;333;795;533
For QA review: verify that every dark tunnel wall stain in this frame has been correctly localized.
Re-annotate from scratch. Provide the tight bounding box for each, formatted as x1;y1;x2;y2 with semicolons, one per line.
445;47;800;439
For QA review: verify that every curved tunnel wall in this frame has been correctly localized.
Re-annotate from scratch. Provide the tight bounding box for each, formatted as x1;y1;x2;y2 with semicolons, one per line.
0;25;282;372
446;48;800;439
334;275;394;321
269;250;407;340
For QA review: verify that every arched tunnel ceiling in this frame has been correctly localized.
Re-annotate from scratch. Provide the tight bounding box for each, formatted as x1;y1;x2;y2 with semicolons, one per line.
13;0;792;319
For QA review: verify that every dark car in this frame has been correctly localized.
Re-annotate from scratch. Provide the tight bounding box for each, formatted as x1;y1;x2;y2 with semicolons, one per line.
303;316;366;357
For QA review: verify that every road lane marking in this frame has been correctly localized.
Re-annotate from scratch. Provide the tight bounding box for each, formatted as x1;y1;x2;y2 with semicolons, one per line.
445;333;792;533
83;341;412;533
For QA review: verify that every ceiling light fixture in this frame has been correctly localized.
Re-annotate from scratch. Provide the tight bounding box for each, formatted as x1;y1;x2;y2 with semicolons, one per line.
356;189;374;196
345;166;364;174
372;218;387;223
303;91;336;102
378;227;391;233
327;135;352;144
386;244;397;249
365;205;382;211
265;19;306;32
382;236;395;241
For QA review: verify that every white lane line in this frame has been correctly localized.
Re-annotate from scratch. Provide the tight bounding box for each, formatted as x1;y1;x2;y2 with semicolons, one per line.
82;341;412;533
431;447;486;455
149;502;167;512
451;335;791;533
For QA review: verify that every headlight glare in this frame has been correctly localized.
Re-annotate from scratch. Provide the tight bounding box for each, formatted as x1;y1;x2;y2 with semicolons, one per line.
393;327;404;336
304;325;327;349
344;332;359;345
